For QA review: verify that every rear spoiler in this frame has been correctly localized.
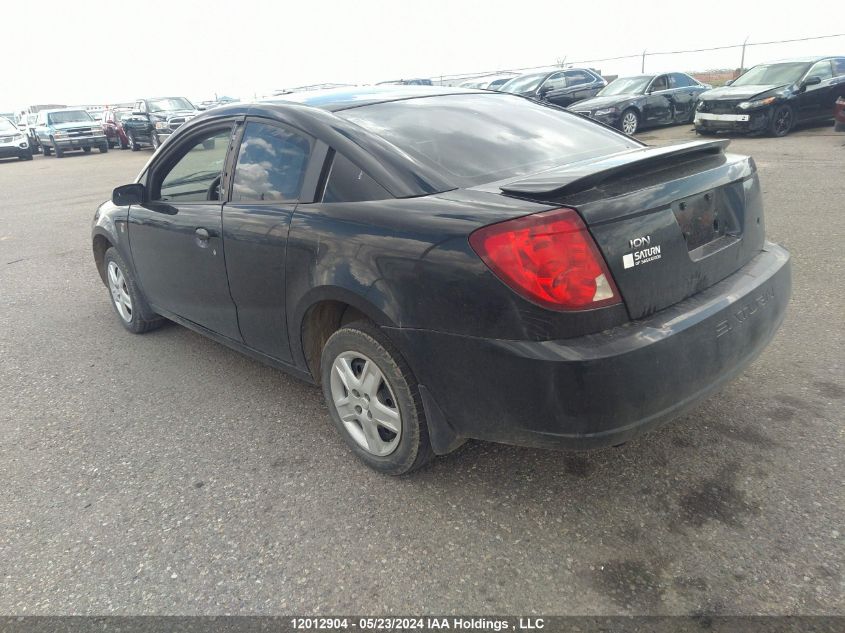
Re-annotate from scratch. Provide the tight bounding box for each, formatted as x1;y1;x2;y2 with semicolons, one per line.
500;139;730;198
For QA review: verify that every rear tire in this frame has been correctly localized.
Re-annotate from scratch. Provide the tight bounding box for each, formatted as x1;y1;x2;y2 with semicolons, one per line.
320;320;434;475
102;247;164;334
769;105;794;137
620;108;639;135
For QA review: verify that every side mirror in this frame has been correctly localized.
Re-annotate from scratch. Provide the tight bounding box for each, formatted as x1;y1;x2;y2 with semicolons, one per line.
801;75;822;88
112;183;145;206
132;110;145;116
725;79;734;86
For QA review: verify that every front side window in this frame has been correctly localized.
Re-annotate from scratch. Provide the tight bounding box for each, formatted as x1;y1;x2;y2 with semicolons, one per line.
806;60;833;81
232;122;312;202
157;128;232;202
47;110;93;125
340;93;638;187
649;75;669;92
322;153;389;203
543;73;567;91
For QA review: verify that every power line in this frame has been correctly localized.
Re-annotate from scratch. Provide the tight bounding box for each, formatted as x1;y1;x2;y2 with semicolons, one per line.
437;32;845;81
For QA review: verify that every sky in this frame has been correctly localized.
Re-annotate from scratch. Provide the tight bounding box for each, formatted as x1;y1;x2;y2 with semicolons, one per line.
2;0;842;113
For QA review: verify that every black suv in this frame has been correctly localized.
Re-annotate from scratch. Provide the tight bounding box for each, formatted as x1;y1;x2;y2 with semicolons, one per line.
121;97;201;150
500;68;606;107
695;56;845;136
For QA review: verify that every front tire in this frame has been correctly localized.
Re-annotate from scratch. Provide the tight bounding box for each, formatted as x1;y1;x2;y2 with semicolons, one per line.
769;105;794;137
151;133;161;150
128;131;140;151
99;144;108;153
102;247;164;334
19;148;33;161
620;108;640;135
53;139;64;158
320;321;434;475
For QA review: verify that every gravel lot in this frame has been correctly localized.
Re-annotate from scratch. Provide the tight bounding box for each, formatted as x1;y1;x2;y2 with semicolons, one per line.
0;121;842;615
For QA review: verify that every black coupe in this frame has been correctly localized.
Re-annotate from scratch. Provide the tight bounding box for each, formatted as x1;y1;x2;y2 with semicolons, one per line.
92;86;790;474
570;72;709;134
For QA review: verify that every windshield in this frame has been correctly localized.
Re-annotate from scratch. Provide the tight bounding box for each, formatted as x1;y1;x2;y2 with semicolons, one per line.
0;118;17;131
500;73;548;94
148;97;194;112
732;62;809;86
598;76;652;96
339;93;637;187
48;110;93;124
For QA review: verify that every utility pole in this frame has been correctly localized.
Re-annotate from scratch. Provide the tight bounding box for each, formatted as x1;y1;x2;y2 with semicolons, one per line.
739;35;750;75
641;50;647;73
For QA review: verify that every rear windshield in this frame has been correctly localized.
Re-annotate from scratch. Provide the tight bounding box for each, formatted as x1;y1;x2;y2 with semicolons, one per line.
338;94;638;187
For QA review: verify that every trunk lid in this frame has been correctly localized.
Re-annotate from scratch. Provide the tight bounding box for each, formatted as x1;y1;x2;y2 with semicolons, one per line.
497;140;766;319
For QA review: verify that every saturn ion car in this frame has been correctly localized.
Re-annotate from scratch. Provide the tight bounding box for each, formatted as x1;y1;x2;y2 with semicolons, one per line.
92;86;790;474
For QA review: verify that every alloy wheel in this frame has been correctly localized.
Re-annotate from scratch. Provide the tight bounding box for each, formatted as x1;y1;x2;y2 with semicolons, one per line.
329;351;401;456
773;108;793;136
107;261;133;323
622;111;638;135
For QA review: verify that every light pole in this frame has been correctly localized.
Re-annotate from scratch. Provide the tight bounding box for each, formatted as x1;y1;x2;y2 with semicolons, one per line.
739;35;750;75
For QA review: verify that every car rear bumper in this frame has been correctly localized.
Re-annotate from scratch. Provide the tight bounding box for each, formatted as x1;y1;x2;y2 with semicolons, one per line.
389;242;790;453
694;109;770;133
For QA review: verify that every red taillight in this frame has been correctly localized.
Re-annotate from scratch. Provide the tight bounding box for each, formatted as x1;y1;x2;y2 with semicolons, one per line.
469;207;621;311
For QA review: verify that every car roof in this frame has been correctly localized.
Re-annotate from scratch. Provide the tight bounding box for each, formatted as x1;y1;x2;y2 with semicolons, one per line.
259;84;485;112
760;56;835;64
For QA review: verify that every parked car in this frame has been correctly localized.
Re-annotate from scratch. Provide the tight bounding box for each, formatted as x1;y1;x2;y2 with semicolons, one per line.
92;86;790;474
16;112;41;154
570;72;708;135
500;68;606;107
694;56;845;137
102;108;132;149
0;117;33;161
835;96;845;131
121;97;201;151
459;73;518;91
376;78;433;86
34;108;108;157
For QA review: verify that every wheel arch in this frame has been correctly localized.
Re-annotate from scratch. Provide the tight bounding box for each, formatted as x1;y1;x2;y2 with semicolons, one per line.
293;286;400;384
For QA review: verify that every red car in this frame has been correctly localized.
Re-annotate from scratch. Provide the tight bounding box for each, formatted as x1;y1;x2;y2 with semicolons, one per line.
835;96;845;132
102;108;132;149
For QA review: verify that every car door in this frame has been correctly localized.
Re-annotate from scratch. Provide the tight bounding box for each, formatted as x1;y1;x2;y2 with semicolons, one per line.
797;59;836;121
127;120;242;340
563;70;599;104
642;74;672;125
669;73;698;122
539;72;570;106
222;118;323;362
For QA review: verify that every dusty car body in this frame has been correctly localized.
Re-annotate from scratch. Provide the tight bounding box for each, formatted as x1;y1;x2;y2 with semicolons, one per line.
92;86;790;474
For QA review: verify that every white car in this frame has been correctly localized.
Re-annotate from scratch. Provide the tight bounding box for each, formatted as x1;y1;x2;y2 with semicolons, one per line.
0;117;32;161
459;73;518;91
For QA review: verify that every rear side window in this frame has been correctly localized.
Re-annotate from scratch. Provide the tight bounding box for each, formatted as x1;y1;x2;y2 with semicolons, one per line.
671;73;696;88
232;122;312;202
834;59;845;77
339;94;638;187
322;153;390;203
565;70;593;86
